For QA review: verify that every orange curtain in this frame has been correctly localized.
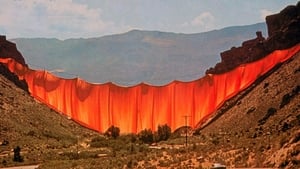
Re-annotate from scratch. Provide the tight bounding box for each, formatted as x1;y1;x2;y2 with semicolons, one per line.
1;43;299;133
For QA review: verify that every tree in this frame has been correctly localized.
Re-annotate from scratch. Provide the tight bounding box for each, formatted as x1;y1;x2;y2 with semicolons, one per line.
13;146;23;162
104;125;120;139
157;124;171;141
138;129;154;144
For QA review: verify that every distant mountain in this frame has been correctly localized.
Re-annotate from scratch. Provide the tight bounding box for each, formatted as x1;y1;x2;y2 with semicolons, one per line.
11;23;267;85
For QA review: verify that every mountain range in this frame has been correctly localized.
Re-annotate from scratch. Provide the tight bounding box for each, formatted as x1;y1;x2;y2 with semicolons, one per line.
11;23;267;86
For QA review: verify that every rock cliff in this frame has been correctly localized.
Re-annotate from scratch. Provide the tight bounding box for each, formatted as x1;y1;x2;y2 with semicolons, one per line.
206;2;300;74
0;35;26;65
0;36;28;91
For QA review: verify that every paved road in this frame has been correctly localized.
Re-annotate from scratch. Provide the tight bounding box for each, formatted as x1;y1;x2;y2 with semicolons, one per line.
0;165;39;169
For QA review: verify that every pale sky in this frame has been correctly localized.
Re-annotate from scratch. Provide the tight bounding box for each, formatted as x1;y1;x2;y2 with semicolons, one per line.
0;0;298;40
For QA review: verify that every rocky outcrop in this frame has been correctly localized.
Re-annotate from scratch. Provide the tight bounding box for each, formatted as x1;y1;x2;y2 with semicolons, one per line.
0;64;28;92
206;2;300;74
0;35;26;65
264;2;300;51
0;36;28;91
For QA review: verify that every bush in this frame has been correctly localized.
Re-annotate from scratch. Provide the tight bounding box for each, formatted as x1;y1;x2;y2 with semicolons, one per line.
280;94;291;108
211;137;220;145
13;146;23;162
109;139;126;151
280;86;300;108
90;136;108;148
157;124;171;141
118;134;137;144
138;124;171;144
139;129;154;144
258;107;277;125
104;125;120;139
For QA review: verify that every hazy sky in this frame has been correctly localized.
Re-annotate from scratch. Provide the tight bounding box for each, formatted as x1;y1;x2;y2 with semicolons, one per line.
0;0;298;39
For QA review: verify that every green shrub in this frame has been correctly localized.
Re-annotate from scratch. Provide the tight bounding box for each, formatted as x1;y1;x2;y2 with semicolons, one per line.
118;134;137;144
13;146;23;162
157;124;171;141
211;136;220;145
104;125;120;139
258;107;277;125
138;129;154;144
280;94;291;108
90;136;108;148
109;139;126;151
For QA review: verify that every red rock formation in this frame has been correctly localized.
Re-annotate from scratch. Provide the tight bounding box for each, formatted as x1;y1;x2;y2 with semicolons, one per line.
0;36;28;91
206;2;300;74
0;35;26;65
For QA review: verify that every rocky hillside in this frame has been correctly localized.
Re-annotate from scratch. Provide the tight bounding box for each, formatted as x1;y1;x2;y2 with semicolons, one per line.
0;65;101;167
0;2;299;168
199;51;300;168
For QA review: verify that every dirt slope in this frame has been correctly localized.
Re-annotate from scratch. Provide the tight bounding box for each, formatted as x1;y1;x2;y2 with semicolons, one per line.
198;51;300;168
0;67;99;167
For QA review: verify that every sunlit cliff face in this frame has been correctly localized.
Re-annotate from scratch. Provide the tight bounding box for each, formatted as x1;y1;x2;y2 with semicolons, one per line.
0;44;300;133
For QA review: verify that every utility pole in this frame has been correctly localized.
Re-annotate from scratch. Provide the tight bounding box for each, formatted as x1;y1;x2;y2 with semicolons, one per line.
183;115;191;147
